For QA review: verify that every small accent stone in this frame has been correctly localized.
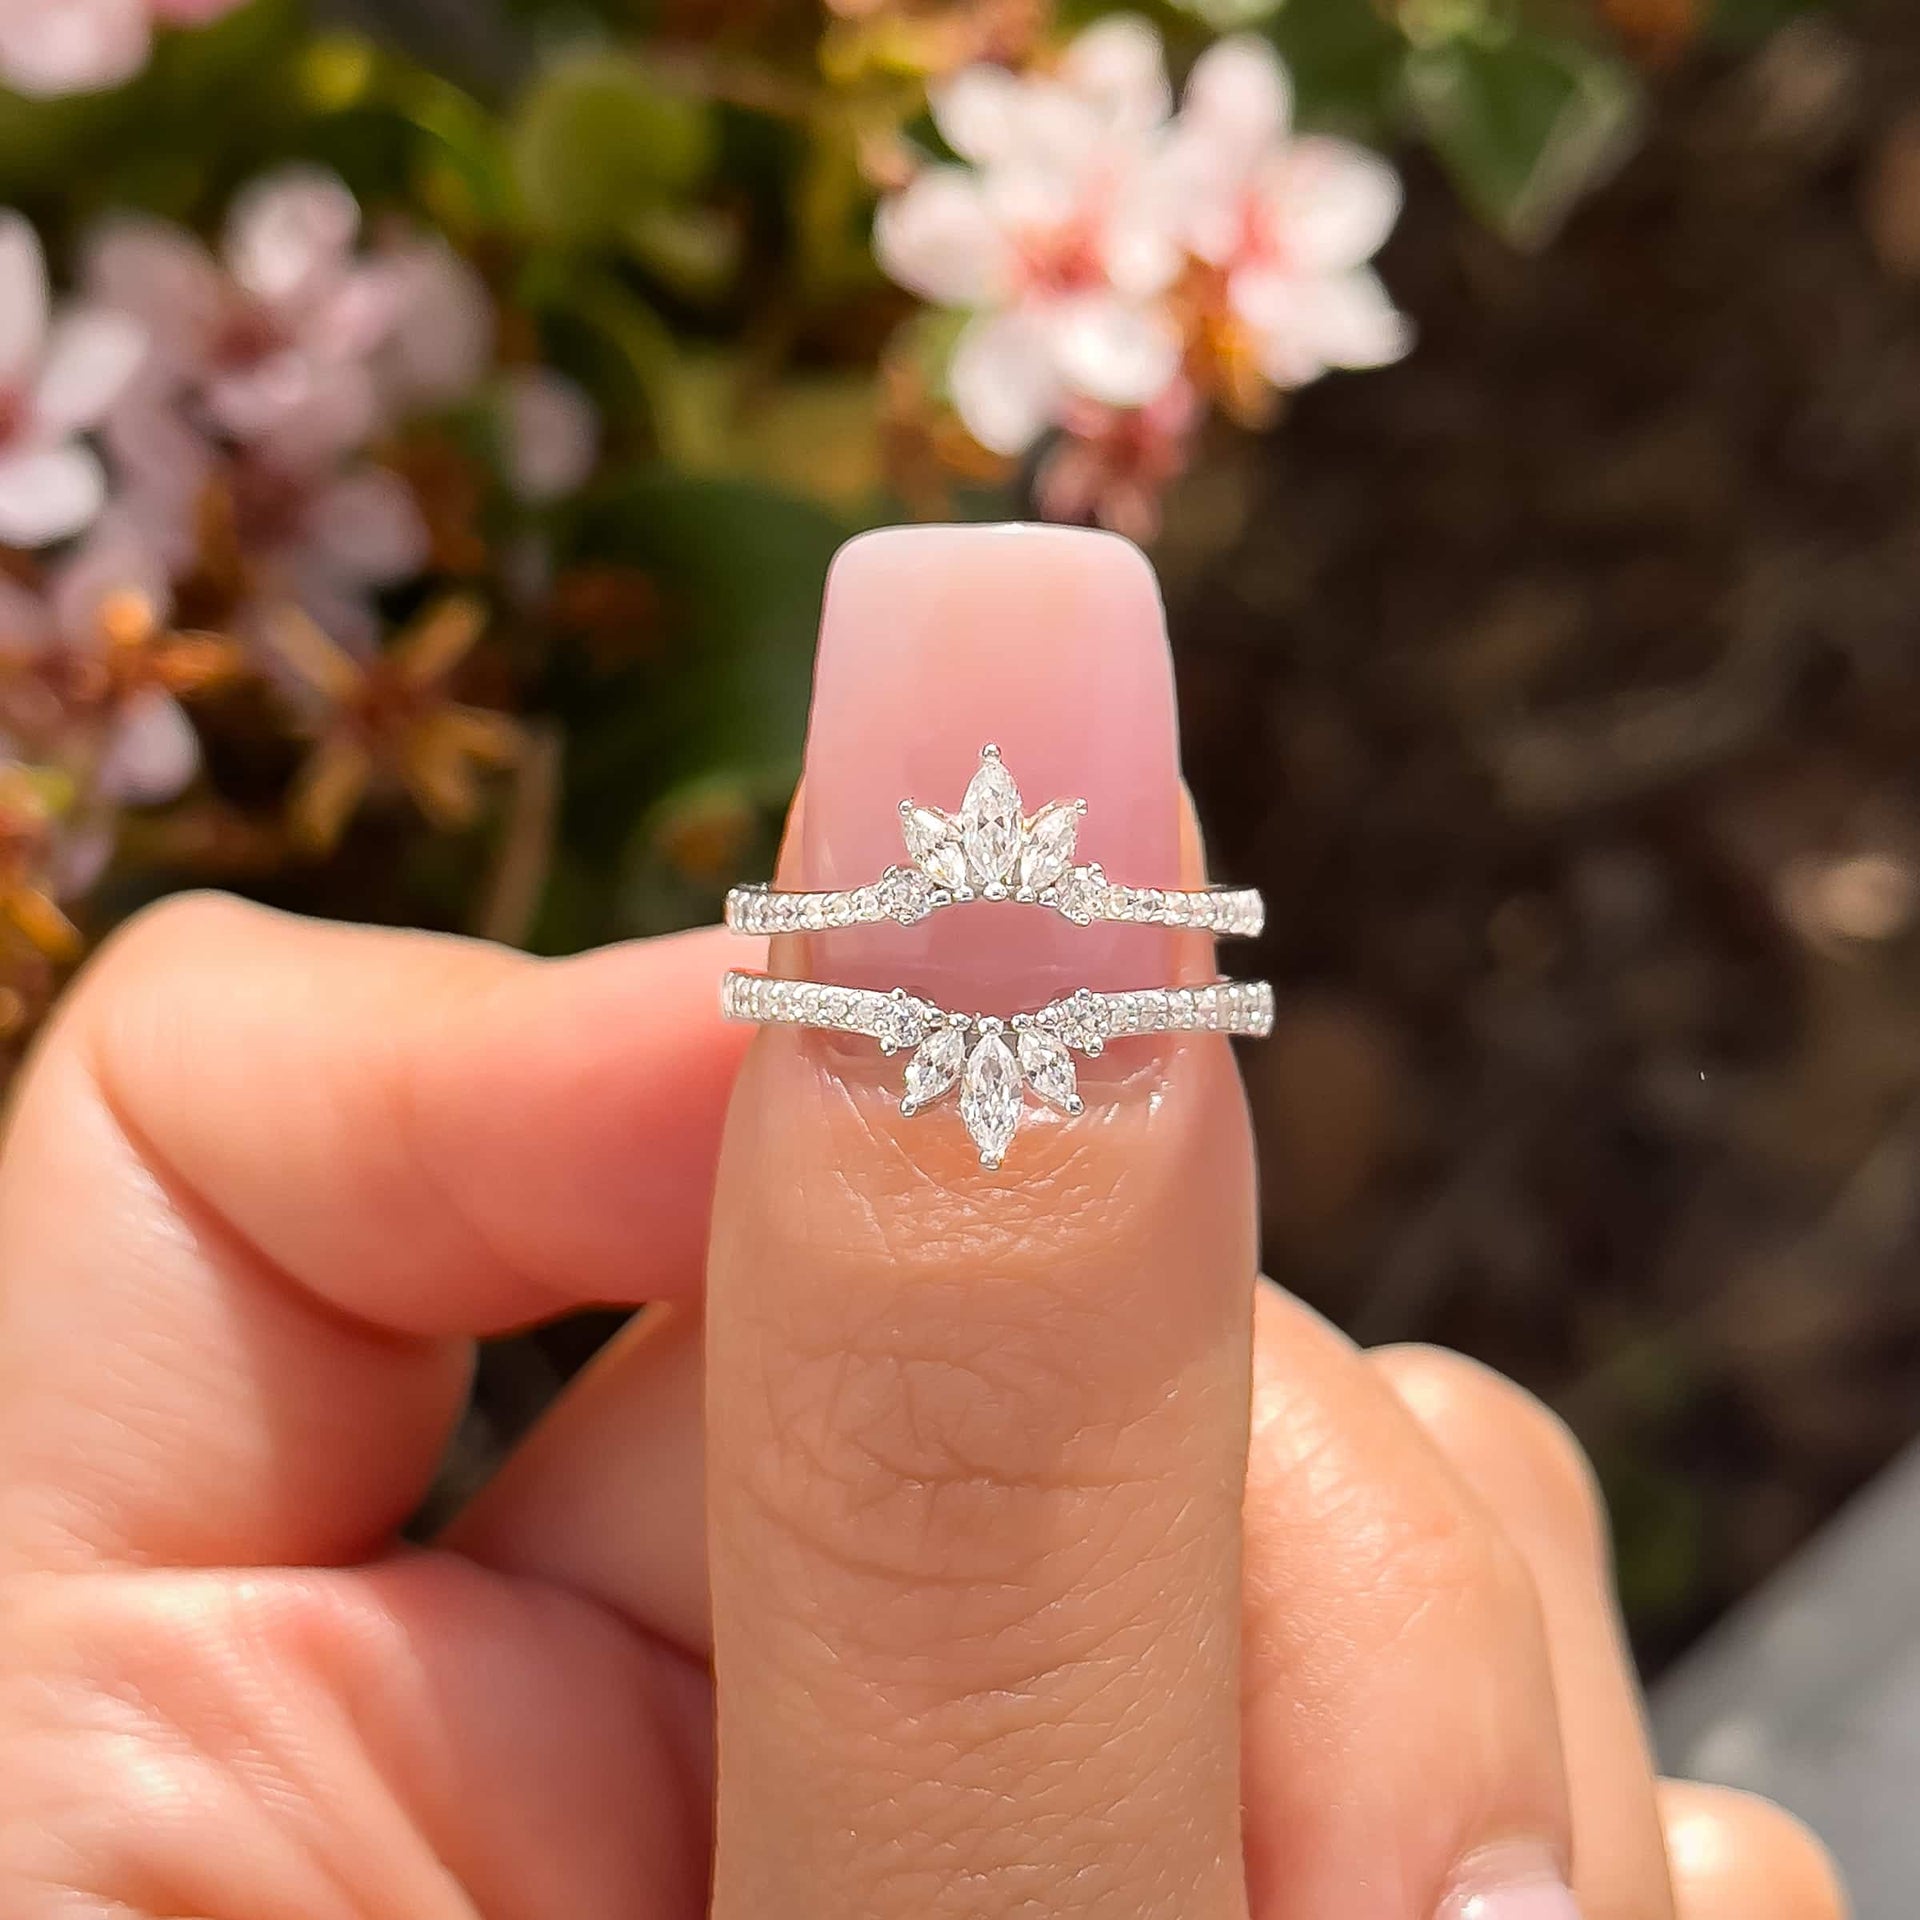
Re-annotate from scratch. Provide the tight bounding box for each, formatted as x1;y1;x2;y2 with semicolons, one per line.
1020;800;1079;891
903;1026;965;1110
1018;1027;1079;1113
902;806;967;891
875;995;926;1053
1053;867;1103;924
876;864;937;924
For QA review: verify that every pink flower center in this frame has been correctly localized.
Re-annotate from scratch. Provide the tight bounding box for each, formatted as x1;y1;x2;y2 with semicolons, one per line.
229;456;310;548
1012;210;1109;298
213;300;289;372
0;387;30;453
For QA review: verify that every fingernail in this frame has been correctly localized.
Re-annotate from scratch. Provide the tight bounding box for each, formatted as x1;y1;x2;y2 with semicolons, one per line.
791;523;1182;1002
1436;1849;1582;1920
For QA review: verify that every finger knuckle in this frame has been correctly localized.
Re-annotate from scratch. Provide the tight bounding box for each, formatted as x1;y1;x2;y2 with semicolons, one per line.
1381;1343;1608;1569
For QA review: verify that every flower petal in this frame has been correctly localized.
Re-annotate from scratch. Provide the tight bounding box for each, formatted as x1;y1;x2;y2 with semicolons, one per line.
929;65;1030;167
1060;15;1172;135
1046;294;1183;409
32;307;146;434
81;214;226;371
1269;137;1403;273
1233;263;1412;386
0;209;49;386
0;442;104;546
379;241;493;408
223;165;361;308
303;463;430;588
98;688;200;806
1101;197;1184;301
0;0;148;100
1181;34;1291;160
501;368;598;503
948;309;1064;456
51;507;173;645
874;169;1011;307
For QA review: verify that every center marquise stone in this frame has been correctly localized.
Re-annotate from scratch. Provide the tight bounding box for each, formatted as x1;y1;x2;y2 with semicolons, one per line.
959;756;1022;887
960;1029;1022;1164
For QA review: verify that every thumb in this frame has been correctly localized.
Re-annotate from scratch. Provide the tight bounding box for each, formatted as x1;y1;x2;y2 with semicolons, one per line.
704;525;1257;1920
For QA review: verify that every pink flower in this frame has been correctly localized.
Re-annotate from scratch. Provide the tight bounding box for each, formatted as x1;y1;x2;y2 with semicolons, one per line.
102;389;429;656
0;214;145;550
500;368;599;503
222;448;432;656
0;0;246;101
377;239;495;416
1169;37;1410;390
0;515;200;803
84;168;409;467
874;16;1186;455
1034;376;1199;542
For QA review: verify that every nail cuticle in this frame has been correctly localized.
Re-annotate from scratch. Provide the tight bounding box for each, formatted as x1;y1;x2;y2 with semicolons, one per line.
1436;1841;1582;1920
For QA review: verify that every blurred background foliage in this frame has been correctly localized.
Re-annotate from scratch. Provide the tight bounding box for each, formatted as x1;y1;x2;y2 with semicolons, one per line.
4;0;1917;1671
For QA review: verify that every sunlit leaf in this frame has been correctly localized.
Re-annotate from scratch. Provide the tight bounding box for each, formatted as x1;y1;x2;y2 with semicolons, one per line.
510;50;715;244
1405;32;1642;248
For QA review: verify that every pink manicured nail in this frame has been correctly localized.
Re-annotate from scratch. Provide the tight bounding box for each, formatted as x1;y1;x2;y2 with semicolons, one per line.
1437;1858;1582;1920
794;523;1182;1002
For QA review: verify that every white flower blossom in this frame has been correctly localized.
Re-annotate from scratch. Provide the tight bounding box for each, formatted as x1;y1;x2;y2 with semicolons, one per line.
1168;36;1411;389
0;0;247;102
85;167;424;468
875;20;1410;489
0;214;145;550
875;16;1187;455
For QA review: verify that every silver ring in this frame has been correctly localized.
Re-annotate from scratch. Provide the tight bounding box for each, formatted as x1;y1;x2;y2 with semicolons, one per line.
721;970;1274;1168
725;744;1264;939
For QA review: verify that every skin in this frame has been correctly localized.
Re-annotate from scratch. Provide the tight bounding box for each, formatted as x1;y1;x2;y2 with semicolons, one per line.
0;527;1847;1920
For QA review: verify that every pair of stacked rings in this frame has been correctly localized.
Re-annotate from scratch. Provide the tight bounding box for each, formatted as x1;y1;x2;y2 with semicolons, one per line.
720;744;1272;1168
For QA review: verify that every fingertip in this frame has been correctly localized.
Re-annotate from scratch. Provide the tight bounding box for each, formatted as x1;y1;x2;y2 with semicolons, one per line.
1660;1781;1848;1920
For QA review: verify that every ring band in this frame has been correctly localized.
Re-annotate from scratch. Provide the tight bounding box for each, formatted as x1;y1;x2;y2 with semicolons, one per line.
721;970;1274;1168
724;744;1264;938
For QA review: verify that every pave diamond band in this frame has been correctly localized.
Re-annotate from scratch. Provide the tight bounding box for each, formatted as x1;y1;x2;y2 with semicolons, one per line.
726;876;1264;938
722;744;1264;939
721;970;1275;1167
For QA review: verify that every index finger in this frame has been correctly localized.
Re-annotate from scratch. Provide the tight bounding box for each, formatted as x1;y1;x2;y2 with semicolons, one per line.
0;910;748;1574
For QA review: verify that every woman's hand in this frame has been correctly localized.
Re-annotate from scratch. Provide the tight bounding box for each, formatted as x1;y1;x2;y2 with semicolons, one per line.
0;527;1842;1920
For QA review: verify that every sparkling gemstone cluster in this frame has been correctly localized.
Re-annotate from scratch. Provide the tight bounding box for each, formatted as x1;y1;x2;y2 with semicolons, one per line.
724;972;1274;1166
724;745;1262;938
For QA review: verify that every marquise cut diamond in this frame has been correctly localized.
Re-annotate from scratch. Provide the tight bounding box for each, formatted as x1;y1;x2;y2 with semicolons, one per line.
903;1026;965;1111
1020;800;1079;892
959;753;1022;888
1017;1027;1079;1113
959;1029;1022;1167
900;746;1090;900
902;807;967;891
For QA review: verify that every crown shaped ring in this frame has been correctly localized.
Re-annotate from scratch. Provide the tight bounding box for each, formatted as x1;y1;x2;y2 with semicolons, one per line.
725;744;1265;940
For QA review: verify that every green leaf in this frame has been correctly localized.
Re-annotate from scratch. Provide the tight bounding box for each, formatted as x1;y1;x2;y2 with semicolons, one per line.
1405;32;1642;249
510;50;715;244
1269;0;1407;137
562;468;852;799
